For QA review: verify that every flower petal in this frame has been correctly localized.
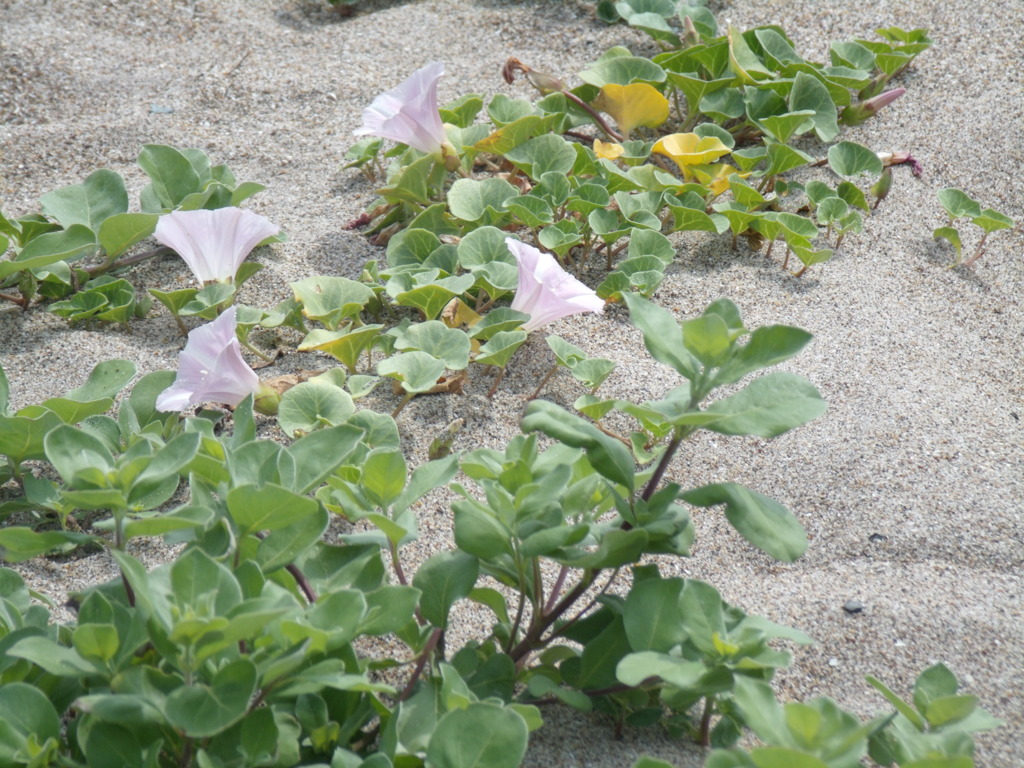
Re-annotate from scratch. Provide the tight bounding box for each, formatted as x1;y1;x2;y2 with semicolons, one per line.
156;307;260;411
354;62;447;156
506;238;604;333
154;207;279;284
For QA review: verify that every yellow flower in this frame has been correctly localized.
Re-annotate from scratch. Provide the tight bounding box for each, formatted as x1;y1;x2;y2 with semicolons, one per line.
593;139;625;161
652;133;732;178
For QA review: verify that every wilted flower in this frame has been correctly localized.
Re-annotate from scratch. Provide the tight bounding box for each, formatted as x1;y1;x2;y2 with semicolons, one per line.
840;87;906;126
354;61;454;159
154;207;280;284
156;307;262;411
507;238;605;332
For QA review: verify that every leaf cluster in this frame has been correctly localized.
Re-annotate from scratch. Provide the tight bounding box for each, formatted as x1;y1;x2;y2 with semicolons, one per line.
0;145;266;317
933;188;1016;268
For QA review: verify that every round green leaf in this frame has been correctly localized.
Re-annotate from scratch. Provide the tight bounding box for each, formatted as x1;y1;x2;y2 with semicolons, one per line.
827;141;883;179
426;703;528;768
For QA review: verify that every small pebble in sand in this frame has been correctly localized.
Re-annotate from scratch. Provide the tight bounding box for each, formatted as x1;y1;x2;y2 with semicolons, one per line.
843;600;864;614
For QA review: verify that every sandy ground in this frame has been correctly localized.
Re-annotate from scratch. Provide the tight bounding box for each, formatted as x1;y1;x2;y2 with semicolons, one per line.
1;0;1022;765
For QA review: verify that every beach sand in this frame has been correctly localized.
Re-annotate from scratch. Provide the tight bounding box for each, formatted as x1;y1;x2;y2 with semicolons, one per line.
1;0;1021;764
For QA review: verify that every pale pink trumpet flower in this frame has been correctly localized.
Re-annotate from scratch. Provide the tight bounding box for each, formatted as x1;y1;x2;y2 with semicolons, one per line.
354;61;459;165
507;238;605;333
156;307;263;411
154;207;280;284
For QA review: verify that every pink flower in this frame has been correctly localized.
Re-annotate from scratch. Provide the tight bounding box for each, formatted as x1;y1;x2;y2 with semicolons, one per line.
156;307;261;411
507;238;605;332
353;62;449;156
153;207;280;284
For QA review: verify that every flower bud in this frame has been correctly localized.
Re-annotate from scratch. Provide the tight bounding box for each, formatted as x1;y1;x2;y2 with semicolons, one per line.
840;87;906;126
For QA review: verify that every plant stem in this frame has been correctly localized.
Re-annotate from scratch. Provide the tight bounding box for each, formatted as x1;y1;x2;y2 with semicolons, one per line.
640;432;684;503
529;364;559;400
391;391;416;417
84;245;173;279
560;91;624;142
698;695;714;746
398;627;443;702
542;565;570;615
286;562;318;603
0;291;27;307
509;569;594;663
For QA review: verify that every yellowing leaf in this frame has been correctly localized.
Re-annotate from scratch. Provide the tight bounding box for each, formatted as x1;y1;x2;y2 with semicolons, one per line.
593;83;669;138
652;133;732;177
593;139;625;160
689;164;749;196
441;298;481;329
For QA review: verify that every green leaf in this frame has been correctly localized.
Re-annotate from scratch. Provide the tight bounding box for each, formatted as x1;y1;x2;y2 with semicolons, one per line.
377;351;447;394
73;623;119;665
666;71;734;118
788;71;839;142
0;224;97;279
7;635;96;675
0;409;63;464
713;326;813;387
504;195;555;228
138;144;201;211
932;227;963;260
971;207;1014;233
912;662;958;712
44;424;115;485
426;703;528;768
790;244;833;270
441;94;484;127
475;330;528;368
277;379;356;437
362;450;407;509
748;747;830;768
165;659;258;737
448;177;518;225
0;527;95;562
521;399;635;491
453;500;515;560
291;275;374;331
505;134;577;180
622;293;699;381
580;53;667;88
0;682;61;753
360;585;421;635
39;168;128;232
256;503;330;573
764;143;814;178
66;360;137;402
298;325;383;373
393;274;476;320
682;314;732;368
413;551;479;628
682;483;807;561
704;372;826;437
827;142;883;179
924;695;978;728
394;321;471;370
227;483;320;536
623;576;686;652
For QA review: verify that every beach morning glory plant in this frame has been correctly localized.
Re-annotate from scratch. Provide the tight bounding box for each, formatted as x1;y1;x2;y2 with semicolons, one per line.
354;61;459;168
153;206;280;284
156;306;264;411
507;238;605;332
